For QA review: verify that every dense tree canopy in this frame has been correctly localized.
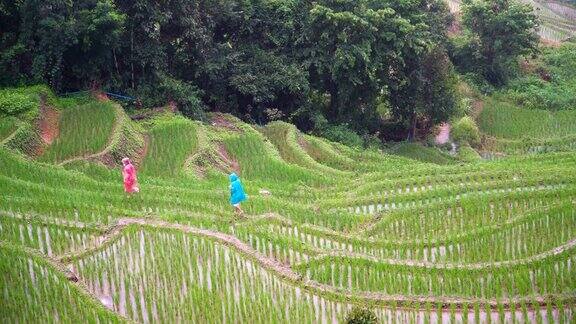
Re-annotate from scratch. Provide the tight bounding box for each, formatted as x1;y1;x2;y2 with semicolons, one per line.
451;0;539;86
1;0;464;141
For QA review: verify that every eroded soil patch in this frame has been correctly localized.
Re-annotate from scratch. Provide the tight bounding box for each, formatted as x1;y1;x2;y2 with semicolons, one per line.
39;103;60;145
211;113;240;132
217;143;240;174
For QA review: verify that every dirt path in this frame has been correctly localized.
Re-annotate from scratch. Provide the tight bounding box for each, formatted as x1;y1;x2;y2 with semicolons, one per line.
39;103;60;145
57;216;576;310
295;238;576;270
133;134;149;168
211;113;240;132
184;125;241;176
216;143;240;174
297;133;310;151
435;123;451;145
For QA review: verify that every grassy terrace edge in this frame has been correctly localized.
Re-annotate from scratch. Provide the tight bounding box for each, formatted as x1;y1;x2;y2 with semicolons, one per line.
44;217;576;310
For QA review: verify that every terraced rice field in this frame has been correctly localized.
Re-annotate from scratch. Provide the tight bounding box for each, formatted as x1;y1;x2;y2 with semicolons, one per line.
447;0;576;42
140;116;199;177
479;99;576;155
1;94;576;322
39;102;117;163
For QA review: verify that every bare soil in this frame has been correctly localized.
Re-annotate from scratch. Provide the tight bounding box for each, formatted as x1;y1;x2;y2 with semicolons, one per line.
132;134;149;168
471;99;485;119
39;103;60;145
297;134;309;151
217;143;240;174
447;13;463;36
435;123;451;145
211;113;240;132
540;38;563;48
93;91;110;102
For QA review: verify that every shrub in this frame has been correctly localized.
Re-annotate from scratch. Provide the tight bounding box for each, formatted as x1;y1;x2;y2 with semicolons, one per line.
321;124;364;148
132;74;206;120
499;43;576;111
0;90;38;116
157;75;206;120
452;116;480;146
345;307;378;324
311;113;364;148
457;143;482;162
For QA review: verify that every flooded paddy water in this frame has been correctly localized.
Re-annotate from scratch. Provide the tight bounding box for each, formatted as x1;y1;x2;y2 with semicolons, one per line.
63;224;575;323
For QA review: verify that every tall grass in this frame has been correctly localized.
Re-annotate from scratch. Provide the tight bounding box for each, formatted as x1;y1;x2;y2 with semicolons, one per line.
478;99;576;139
0;116;18;141
0;241;124;323
40;102;117;162
390;142;457;165
140;116;198;177
0;92;575;323
224;132;321;184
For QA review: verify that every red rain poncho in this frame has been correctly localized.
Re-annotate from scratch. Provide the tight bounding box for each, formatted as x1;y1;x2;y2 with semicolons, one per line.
122;159;138;193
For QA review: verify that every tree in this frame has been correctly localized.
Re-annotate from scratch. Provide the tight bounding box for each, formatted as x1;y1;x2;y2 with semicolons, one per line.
390;46;459;139
458;0;539;85
300;0;429;127
193;0;309;122
0;0;462;141
0;0;28;86
64;0;125;89
0;0;124;90
299;0;460;137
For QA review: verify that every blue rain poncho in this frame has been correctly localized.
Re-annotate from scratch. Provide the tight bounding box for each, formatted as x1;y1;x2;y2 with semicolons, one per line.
229;173;247;205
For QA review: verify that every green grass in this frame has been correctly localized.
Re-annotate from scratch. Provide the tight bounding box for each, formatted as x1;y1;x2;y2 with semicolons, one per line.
478;99;576;140
390;142;457;165
478;44;576;155
0;116;18;141
457;144;482;162
260;121;344;175
140;115;199;177
0;241;124;323
1;88;575;323
501;42;576;111
301;134;356;171
223;124;322;184
40;102;117;162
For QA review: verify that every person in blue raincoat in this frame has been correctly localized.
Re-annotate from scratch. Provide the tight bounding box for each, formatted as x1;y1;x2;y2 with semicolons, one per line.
229;173;247;215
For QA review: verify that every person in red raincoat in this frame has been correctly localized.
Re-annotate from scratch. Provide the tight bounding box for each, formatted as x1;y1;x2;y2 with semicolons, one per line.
122;158;139;194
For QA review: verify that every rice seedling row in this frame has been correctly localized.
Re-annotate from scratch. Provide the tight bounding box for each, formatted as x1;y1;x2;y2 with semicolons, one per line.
1;92;575;322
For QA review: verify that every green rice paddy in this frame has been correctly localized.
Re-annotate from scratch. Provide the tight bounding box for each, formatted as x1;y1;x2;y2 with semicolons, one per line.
479;98;576;155
40;102;117;163
1;90;575;323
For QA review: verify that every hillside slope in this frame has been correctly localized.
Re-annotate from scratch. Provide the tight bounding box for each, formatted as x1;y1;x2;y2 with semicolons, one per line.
1;89;575;322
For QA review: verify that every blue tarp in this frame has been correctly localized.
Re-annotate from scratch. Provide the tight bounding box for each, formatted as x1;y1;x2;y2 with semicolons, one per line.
59;90;136;101
105;92;136;101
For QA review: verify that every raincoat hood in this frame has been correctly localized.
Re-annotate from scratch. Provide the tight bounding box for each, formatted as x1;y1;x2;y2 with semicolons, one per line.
229;172;246;205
